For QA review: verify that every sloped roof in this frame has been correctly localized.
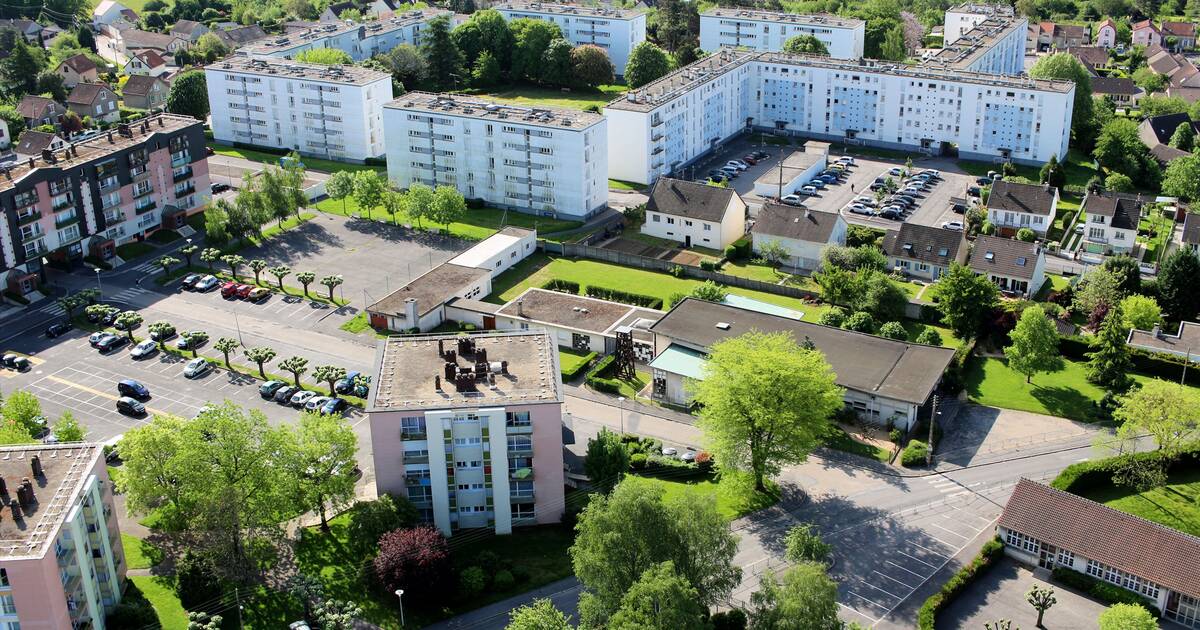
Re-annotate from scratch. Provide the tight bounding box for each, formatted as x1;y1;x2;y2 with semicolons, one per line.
1091;76;1138;95
882;223;965;265
1066;46;1107;69
122;74;165;97
1140;112;1194;145
67;82;115;106
213;25;268;46
0;18;43;34
131;49;166;68
59;53;98;75
120;29;180;50
751;203;842;244
170;19;205;36
17;95;62;120
646;177;740;223
969;235;1042;280
15;131;60;155
1083;192;1144;231
1182;212;1200;245
987;180;1057;218
1133;19;1159;33
1163;21;1196;37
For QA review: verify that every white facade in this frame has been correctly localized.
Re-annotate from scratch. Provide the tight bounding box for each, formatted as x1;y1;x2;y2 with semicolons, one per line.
494;2;646;74
384;93;608;220
237;9;451;61
752;215;847;271
699;9;864;59
944;4;1000;44
1083;213;1137;254
604;49;1075;185
642;195;747;249
447;226;538;275
206;57;392;162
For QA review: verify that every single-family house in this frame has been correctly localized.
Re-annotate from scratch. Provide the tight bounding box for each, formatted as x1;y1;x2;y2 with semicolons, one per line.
14;130;66;160
1163;21;1196;51
1080;191;1145;255
997;479;1200;628
16;95;66;130
1138;112;1198;164
169;19;208;42
370;0;405;16
0;18;44;44
986;180;1059;237
1180;212;1200;257
1037;22;1088;49
1134;19;1162;48
0;119;9;150
1148;48;1186;77
321;1;358;21
92;0;133;29
881;223;967;281
57;53;99;89
123;50;168;77
643;178;747;250
750;204;847;271
121;74;168;110
1091;76;1142;107
1096;18;1118;48
969;235;1046;297
1066;46;1109;75
66;82;120;124
1128;320;1200;364
211;25;268;48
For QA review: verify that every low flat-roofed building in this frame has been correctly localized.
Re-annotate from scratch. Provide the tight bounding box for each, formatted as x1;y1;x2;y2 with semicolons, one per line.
447;226;536;275
752;145;828;200
1127;321;1200;362
647;298;955;428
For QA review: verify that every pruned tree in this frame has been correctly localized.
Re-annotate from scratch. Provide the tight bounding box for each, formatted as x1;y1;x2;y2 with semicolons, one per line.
320;275;344;303
506;599;572;630
248;259;268;285
114;311;143;342
313;364;347;397
200;247;221;272
1026;584;1056;628
156;255;180;276
221;254;245;280
326;170;356;216
181;331;208;358
243;347;277;379
279;356;309;388
148;321;176;349
214;337;239;369
268;265;291;291
297;271;316;298
783;523;832;565
180;244;198;268
607;561;708;630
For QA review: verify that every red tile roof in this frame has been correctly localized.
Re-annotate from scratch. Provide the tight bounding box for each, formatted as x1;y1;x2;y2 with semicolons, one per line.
1163;21;1196;38
999;479;1200;598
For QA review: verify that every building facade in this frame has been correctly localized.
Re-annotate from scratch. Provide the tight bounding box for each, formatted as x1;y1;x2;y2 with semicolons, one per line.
0;114;210;297
1096;19;1117;48
0;444;126;629
207;57;392;162
237;9;452;61
642;177;747;249
698;9;864;59
926;6;1026;76
1081;191;1143;255
604;49;1073;185
368;331;566;536
494;2;647;74
750;204;847;271
986;180;1059;237
384;93;608;220
969;234;1046;297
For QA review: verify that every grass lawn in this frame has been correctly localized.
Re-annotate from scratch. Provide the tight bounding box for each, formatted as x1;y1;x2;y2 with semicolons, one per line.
1050;193;1083;242
208;143;384;175
1035;273;1073;300
465;84;627;110
626;474;780;521
116;241;155;260
339;311;372;335
559;347;595;377
122;533;162;570
823;427;892;463
315;196;582;242
1081;468;1200;537
957;149;1097;190
721;260;790;283
149;229;182;245
608;179;644;191
131;576;189;630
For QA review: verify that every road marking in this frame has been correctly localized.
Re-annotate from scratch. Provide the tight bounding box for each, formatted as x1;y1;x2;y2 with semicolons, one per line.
947;489;971;498
887;559;931;577
929;522;969;540
843;588;891;612
872;569;916;590
852;579;902;600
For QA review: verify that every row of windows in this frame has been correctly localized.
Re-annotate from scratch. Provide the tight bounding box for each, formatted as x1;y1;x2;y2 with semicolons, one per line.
1086;559;1161;600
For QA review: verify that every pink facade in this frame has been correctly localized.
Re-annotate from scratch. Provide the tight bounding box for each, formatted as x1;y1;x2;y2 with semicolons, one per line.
1097;22;1117;48
1134;23;1161;48
527;402;566;525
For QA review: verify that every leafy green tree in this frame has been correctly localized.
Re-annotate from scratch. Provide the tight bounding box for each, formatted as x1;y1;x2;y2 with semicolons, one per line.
841;311;876;333
0;419;36;446
243;347;276;379
0;106;25;143
880;23;907;60
608;561;708;630
380;189;406;226
294;48;352;65
856;270;907;322
1027;584;1056;628
114;311;144;342
35;70;67;101
420;15;464;91
748;562;840;630
1004;307;1063;384
1132;66;1167;93
280;411;358;531
1162;154;1200;201
1170;121;1195;152
382;43;427;90
506;599;572;630
312;364;347;396
166;71;209;120
2;391;42;438
180;244;198;268
689;280;728;303
279;356;309;388
1029;53;1094;143
783;523;831;564
625;42;672;88
353;170;387;220
1121;294;1162;330
268;265;291;291
222;254;245;280
1073;268;1123;319
1;40;47;96
1115;379;1200;453
510;18;562;82
1158;248;1200;321
296;271;317;298
471;49;502;87
404;182;435;229
572;44;615;88
203;201;231;245
584;428;629;493
654;0;700;53
757;239;790;268
192;32;229;63
214;337;239;369
248;259;268;285
879;321;908;340
345;495;419;553
1098;603;1159;630
783;34;829;55
1086;306;1133;391
55;293;86;322
690;331;843;492
181;331;207;358
813;265;861;308
541;38;574;87
320;275;344;303
148;322;175;349
187;611;222;630
86;304;118;323
200;247;221;272
936;264;999;339
1040;154;1066;189
915;327;943;346
1105;173;1135;192
325;170;356;216
430;185;467;231
1103;253;1143;295
1094;119;1158;185
1139;95;1189;119
52;411;85;442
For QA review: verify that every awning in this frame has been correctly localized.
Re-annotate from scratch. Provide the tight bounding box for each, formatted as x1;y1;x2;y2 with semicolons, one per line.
649;344;708;380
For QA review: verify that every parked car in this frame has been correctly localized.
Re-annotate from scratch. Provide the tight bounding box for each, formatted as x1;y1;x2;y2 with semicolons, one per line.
116;397;145;416
942;221;964;231
975;177;993;186
176;332;205;351
880;208;902;220
741;155;758;165
662;446;678;456
900;187;924;196
920;169;941;178
45;322;72;338
194;275;220;291
7;356;30;371
751;150;769;160
0;354;17;368
210;182;230;194
96;335;129;353
818;174;839;185
335;371;361;395
180;274;202;290
837;156;856;165
130;339;158;359
183;358;211;378
780;194;804;207
680;449;697;462
149;326;176;342
725;160;749;171
807;179;826;189
275;386;300;404
117;379;150;400
848;204;876;216
247;287;270;302
235;284;255;299
718;166;739;178
260;380;287;398
854;196;877;207
291;390;318;407
868;183;888;192
888;167;904;176
967;186;982;197
800;185;819;195
320;398;347;415
890;196;915;207
220;281;240;298
305;396;332;412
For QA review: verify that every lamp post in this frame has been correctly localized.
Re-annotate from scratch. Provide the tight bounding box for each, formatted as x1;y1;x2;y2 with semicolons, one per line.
394;589;405;627
617;396;625;435
94;268;102;299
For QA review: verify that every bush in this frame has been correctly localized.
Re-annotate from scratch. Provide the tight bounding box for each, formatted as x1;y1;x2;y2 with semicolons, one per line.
373;525;453;603
724;245;738;260
889;428;903;444
917;537;1005;629
561;351;597;381
83;255;113;270
1050;442;1200;494
629;453;648;470
1052;567;1160;616
817;307;846;327
106;581;160;628
879;321;908;340
841;311;876;333
460;565;486;597
728;236;752;259
711;608;748;630
511;566;531;583
542;279;580;294
493;569;515;591
669;264;685;277
345;495;419;552
175;551;223;612
900;440;929;467
584;285;662;309
700;260;717;271
915;328;943;346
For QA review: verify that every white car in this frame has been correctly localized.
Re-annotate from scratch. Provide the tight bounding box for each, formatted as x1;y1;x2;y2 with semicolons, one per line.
183;357;211;378
888;167;904;176
942;221;964;231
837;156;856;165
854;196;877;207
848;204;876;215
800;185;819;195
780;194;804;207
901;187;924;196
305;395;332;412
680;449;697;462
130;339;157;359
291;390;317;407
661;446;678;456
725;160;749;171
193;275;220;291
921;169;941;178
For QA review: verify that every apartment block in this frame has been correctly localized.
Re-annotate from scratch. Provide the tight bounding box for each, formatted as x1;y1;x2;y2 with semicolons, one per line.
603;49;1073;185
237;9;451;61
207;57;392;162
493;2;647;73
925;4;1026;75
944;3;1007;43
699;9;865;59
384;92;608;220
0;114;210;298
368;331;565;536
0;444;126;629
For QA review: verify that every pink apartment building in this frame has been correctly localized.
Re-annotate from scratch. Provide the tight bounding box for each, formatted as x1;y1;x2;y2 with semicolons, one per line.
0;444;126;630
368;331;566;536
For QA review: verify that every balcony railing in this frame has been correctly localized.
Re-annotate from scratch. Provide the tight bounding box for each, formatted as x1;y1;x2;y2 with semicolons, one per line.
21;228;44;244
404;474;430;486
510;490;535;500
24;243;48;258
174;183;195;197
131;166;150;182
49;181;71;196
55;214;79;229
14;193;38;209
508;468;533;480
400;431;427;441
170;151;190;167
651;118;663;127
135;201;156;215
98;177;120;192
52;196;74;211
16;210;41;226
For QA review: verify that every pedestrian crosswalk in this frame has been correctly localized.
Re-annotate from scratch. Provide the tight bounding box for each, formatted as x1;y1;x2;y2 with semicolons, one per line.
110;286;151;303
36;286;152;316
129;261;160;274
37;301;66;317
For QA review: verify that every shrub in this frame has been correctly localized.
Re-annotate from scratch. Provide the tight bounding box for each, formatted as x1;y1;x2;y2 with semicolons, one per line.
700;260;717;271
542;279;580;294
459;566;486;597
175;551;223;612
915;328;943;346
475;550;505;575
900;440;929;467
817;307;846;327
346;495;418;552
711;608;748;630
842;311;876;333
584;285;662;309
561;351;597;381
724;245;738;260
629;453;648;470
729;236;752;259
373;525;452;603
1050;442;1200;494
511;566;531;583
695;450;714;472
83;255;113;270
879;321;908;340
2;290;30;305
1052;568;1160;615
493;569;515;591
917;538;1005;629
889;428;903;444
669;264;685;277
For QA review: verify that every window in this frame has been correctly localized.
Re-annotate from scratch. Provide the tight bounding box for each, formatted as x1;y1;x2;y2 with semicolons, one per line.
400;417;425;439
512;503;535;519
1004;529;1040;554
455;460;482;469
506;411;531;427
507;436;532;451
684;220;693;227
1056;548;1075;567
511;480;534;497
457;483;485;490
666;217;675;225
1085;560;1160;599
453;436;482;446
703;223;712;231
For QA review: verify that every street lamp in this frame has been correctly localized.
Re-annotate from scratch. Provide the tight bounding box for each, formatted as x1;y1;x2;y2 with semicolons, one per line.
617;396;625;435
394;589;405;627
94;268;102;299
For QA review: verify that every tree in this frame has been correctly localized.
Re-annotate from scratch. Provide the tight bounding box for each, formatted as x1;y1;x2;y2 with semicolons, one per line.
76;27;95;52
243;347;276;379
1098;603;1159;630
653;0;699;53
856;270;908;322
813;266;861;308
313;364;347;396
471;49;501;87
1115;379;1200;453
248;259;268;285
294;48;352;65
279;356;309;388
166;71;209;120
1158;249;1200;321
607;562;708;630
1105;173;1135;192
147;322;175;349
572;45;615;88
430;185;466;231
53;412;85;442
1004;307;1063;384
571;479;740;627
326;170;356;216
377;189;404;226
1040;154;1066;189
625;42;672;89
0;106;25;144
1073;268;1123;320
748;562;840;630
1086;306;1134;391
880;23;907;60
296;271;317;298
1132;66;1167;93
352;170;387;220
690;280;728;303
1094;119;1158;185
404;182;435;229
1162;154;1200;201
820;244;887;272
374;525;453;602
784;523;831;564
757;240;790;268
114;311;143;341
878;321;906;340
320;275;344;303
187;612;222;630
256;168;293;227
1121;294;1162;330
2;391;42;437
55;293;86;322
915;327;943;346
1016;228;1037;242
268;265;291;291
841;311;876;333
1101;256;1141;299
1026;584;1056;628
222;254;245;280
175;550;224;610
180;244;198;268
1139;95;1189;119
506;599;572;630
181;331;207;357
782;34;829;55
345;495;418;552
935;264;1000;339
1170;121;1195;152
86;303;118;323
314;599;363;628
192;32;229;63
510;18;562;82
1029;53;1093;143
541;38;574;87
382;43;427;91
690;331;843;492
35;70;67;102
2;40;46;96
420;15;464;91
214;337;239;369
280;411;358;531
584;428;629;493
200;247;221;272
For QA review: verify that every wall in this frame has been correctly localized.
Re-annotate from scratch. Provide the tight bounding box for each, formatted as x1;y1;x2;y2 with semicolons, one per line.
698;15;865;59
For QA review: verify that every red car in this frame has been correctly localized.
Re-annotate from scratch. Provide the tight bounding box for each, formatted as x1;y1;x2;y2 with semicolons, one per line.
741;155;758;165
235;284;254;299
220;281;239;298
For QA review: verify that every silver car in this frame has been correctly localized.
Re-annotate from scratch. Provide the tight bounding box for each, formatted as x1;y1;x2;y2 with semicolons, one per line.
305;395;332;411
183;357;211;378
291;390;317;407
130;339;157;359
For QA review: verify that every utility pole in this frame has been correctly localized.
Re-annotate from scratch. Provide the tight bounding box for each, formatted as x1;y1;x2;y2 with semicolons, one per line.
777;157;784;201
1183;349;1192;385
926;394;938;467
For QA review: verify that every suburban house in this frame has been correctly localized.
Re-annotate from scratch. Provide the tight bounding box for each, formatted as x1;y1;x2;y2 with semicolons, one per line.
1080;191;1144;255
66;83;121;124
1066;45;1109;74
169;19;209;42
0;119;9;150
1127;321;1200;363
1091;76;1142;107
881;223;967;281
56;54;99;89
1134;19;1163;48
647;298;956;430
750;204;847;272
998;479;1200;628
92;0;135;29
13;130;65;160
1163;20;1196;51
321;0;357;21
643;178;747;250
1096;18;1117;48
0;18;45;44
121;74;169;110
211;24;268;48
16;95;66;130
1036;22;1088;49
986;180;1058;237
1180;212;1200;258
123;50;169;77
366;228;537;332
968;235;1046;297
102;29;188;64
1138;112;1198;164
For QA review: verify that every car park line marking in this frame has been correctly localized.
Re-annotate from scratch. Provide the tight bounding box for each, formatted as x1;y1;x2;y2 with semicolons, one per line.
887;558;932;577
837;602;879;625
44;374;172;417
928;522;969;540
947;489;971;498
872;569;916;590
842;588;891;612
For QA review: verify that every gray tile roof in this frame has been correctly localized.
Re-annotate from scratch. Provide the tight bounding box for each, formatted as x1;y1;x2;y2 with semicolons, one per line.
646;177;740;223
67;82;115;106
122;74;165;97
751;203;842;244
60;53;98;75
1091;76;1138;95
969;235;1041;280
987;180;1056;218
1083;192;1144;231
882;223;966;266
1183;212;1200;245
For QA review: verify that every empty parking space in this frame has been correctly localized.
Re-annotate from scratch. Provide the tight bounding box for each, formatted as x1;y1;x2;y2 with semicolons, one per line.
193;287;343;326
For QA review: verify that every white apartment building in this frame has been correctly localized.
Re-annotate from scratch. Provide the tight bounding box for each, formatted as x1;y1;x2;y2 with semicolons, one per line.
699;9;865;59
944;3;1010;44
603;49;1073;185
207;57;393;162
925;5;1026;76
384;92;608;220
236;9;451;61
493;2;646;74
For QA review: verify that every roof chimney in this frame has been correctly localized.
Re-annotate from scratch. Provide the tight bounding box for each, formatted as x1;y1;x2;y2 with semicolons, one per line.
30;456;41;478
403;297;418;325
1153;324;1162;338
516;299;524;317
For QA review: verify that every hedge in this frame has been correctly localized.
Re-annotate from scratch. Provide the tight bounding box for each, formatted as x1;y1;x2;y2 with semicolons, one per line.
917;537;1005;629
900;440;930;467
1052;567;1160;616
584;285;663;309
1050;442;1200;494
728;235;752;260
585;354;622;392
561;350;597;381
1058;335;1200;385
231;141;289;156
543;279;581;294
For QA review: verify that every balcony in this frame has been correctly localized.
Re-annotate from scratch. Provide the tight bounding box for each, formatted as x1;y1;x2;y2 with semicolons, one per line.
403;453;429;464
404;474;430;486
55;214;80;229
400;431;427;441
510;490;535;502
135;200;156;215
14;193;38;209
132;186;154;200
508;468;533;481
21;229;44;244
16;210;41;226
651;133;664;142
174;183;195;197
49;180;71;196
651;146;664;155
131;165;150;182
408;495;433;508
170;151;190;168
98;176;120;192
52;196;74;212
651;118;663;128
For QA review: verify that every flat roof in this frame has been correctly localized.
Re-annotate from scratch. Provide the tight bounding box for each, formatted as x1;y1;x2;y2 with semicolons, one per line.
387;92;605;130
493;1;647;18
497;288;662;336
448;227;535;269
237;8;449;55
721;294;803;319
700;8;863;29
0;444;101;560
923;14;1025;70
367;263;490;317
649;298;954;404
1127;321;1200;361
371;331;562;410
207;56;391;85
649;343;707;380
753;149;824;189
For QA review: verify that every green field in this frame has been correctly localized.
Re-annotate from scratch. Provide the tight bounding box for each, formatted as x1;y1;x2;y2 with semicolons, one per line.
315;196;581;242
625;474;779;521
559;347;595;378
1082;468;1200;537
209;144;384;175
608;179;645;191
130;576;189;630
122;533;161;570
463;84;627;110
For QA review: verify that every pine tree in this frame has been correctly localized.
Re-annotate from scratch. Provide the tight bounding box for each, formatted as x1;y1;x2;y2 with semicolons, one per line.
419;15;464;91
1086;306;1133;391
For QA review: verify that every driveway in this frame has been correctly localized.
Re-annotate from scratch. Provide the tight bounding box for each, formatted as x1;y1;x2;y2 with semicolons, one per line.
938;558;1111;629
